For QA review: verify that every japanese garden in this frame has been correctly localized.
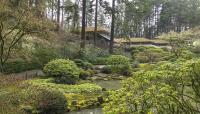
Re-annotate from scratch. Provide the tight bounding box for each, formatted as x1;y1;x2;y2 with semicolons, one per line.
1;0;200;114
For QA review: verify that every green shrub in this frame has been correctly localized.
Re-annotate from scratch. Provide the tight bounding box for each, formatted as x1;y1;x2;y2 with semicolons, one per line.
84;45;109;61
0;79;67;114
16;85;67;114
79;70;92;80
90;57;108;65
133;47;170;63
27;79;102;94
76;45;109;63
103;59;200;114
43;59;80;84
62;42;80;59
107;55;131;75
64;93;101;111
107;55;130;66
83;62;93;70
22;87;67;114
132;61;140;68
32;47;60;68
74;59;93;70
118;65;132;76
4;59;40;73
179;50;194;60
101;66;112;74
74;59;84;66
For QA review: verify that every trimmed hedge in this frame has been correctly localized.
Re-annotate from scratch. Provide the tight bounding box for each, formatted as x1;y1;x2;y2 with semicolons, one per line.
43;59;80;84
27;79;102;94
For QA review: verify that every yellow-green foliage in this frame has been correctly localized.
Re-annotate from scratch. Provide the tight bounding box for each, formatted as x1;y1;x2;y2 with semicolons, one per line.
0;77;103;113
131;46;170;63
0;78;67;114
103;59;200;114
27;79;102;111
106;55;132;76
27;79;102;94
158;30;199;58
65;93;100;111
139;63;155;71
107;55;130;66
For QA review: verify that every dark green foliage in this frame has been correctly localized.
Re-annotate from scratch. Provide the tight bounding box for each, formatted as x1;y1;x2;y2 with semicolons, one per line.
118;65;132;76
4;59;40;73
43;59;80;84
0;80;67;114
90;57;108;65
76;46;109;64
131;61;139;68
79;70;92;80
101;66;112;74
106;55;132;75
32;47;60;68
74;59;84;66
20;86;67;114
74;59;93;70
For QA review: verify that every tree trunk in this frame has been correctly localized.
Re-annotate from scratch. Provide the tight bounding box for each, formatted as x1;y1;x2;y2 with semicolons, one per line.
51;0;54;21
80;0;86;49
61;0;65;28
94;0;98;46
57;0;61;31
109;0;115;54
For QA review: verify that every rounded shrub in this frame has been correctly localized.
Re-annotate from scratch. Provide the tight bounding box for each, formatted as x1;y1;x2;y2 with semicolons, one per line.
107;55;130;66
19;86;67;114
43;59;80;84
106;55;131;75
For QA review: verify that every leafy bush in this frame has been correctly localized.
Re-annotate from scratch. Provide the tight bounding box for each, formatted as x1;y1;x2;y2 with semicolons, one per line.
90;57;108;65
64;93;102;111
43;59;80;84
26;79;102;111
61;42;80;59
76;45;109;63
118;65;132;76
4;59;40;73
100;66;112;74
19;86;67;114
0;79;67;114
32;47;60;68
103;59;200;114
79;70;93;80
84;45;109;61
107;55;130;66
74;59;93;70
106;55;131;75
158;30;199;58
131;61;140;68
132;46;170;63
27;79;102;95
